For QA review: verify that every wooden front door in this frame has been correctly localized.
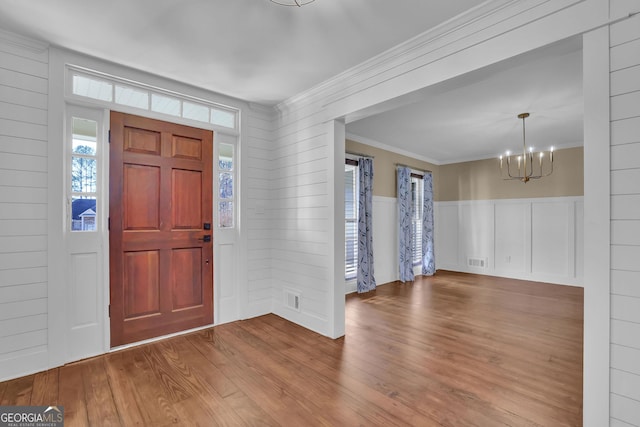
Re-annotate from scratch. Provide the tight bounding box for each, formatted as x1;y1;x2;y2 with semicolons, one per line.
109;112;213;347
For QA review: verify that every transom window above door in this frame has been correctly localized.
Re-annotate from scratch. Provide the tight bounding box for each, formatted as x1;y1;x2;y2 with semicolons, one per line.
67;66;239;130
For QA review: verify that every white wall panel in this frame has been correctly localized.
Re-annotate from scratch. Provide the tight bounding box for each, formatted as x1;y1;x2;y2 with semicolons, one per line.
216;243;238;324
0;101;47;124
0;266;46;287
0;282;46;302
495;203;528;273
612;195;640;220
371;196;398;286
0;67;47;93
611;169;640;195
0;298;47;322
611;116;640;146
0;86;48;109
610;65;640;96
612;270;640;298
270;117;333;336
611;245;640;271
612;368;640;408
611;143;640;170
241;106;275;319
69;253;98;327
611;319;640;349
612;220;640;245
0;135;47;157
459;202;494;270
612;295;640;324
612;344;640;376
575;200;584;281
0;170;48;188
435;204;459;269
0;152;47;172
0;329;47;355
435;197;582;286
0;314;47;338
612;418;639;427
611;394;640;427
0;49;48;77
609;12;640;46
611;37;640;72
532;202;572;277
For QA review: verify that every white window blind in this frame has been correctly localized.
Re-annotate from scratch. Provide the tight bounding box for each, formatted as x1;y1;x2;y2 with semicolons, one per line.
345;162;358;280
411;175;423;266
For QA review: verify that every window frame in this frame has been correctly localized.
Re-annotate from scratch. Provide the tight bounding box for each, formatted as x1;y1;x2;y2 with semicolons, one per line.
217;141;235;229
67;108;103;233
66;65;240;132
345;159;359;281
410;173;424;266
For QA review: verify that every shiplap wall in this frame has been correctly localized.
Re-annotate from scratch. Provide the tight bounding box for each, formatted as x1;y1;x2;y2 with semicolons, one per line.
270;121;331;334
243;105;275;318
0;33;49;379
609;6;640;426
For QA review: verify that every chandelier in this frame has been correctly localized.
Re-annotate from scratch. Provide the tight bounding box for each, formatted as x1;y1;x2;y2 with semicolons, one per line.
499;113;554;183
270;0;315;6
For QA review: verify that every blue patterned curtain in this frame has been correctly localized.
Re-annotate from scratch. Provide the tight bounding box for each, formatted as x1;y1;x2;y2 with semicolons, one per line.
422;172;435;276
397;167;414;282
357;158;376;293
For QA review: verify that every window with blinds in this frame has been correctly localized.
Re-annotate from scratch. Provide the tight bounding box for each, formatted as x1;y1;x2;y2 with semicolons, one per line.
411;175;423;266
345;161;358;280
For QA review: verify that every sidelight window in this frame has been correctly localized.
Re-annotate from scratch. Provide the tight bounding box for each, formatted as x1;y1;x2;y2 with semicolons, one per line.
70;116;98;232
218;143;234;228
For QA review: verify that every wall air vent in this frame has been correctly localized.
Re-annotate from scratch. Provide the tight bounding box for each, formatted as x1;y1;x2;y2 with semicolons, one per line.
467;257;487;268
285;289;301;312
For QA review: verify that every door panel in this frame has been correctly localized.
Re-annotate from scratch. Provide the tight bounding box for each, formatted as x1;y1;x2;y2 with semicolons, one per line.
124;164;160;230
172;169;202;229
123;250;160;318
110;112;213;347
171;248;203;309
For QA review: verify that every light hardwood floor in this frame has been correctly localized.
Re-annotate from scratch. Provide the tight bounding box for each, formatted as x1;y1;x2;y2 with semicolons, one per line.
0;271;583;426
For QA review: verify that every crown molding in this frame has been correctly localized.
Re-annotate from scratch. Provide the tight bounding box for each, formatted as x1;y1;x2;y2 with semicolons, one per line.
347;133;584;166
346;132;441;166
437;141;584;165
276;0;586;123
278;0;517;109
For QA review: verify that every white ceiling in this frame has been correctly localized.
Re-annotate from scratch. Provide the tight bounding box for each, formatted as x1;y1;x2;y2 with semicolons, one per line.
0;1;583;164
347;37;584;164
0;0;480;105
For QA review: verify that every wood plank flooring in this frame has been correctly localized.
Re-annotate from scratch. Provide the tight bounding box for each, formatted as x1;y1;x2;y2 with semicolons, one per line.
0;271;584;426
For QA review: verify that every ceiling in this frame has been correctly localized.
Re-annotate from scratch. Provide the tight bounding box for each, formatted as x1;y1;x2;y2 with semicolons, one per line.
347;37;584;164
0;0;479;105
0;1;583;164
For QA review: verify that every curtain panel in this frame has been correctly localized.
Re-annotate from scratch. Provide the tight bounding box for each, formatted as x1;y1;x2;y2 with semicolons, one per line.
422;172;436;275
357;158;376;293
397;166;414;282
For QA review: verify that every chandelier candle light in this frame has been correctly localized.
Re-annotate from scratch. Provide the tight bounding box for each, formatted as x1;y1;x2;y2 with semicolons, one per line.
499;112;554;183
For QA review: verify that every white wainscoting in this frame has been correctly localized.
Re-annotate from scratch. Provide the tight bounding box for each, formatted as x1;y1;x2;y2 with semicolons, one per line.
366;196;583;289
372;196;398;286
435;197;584;286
